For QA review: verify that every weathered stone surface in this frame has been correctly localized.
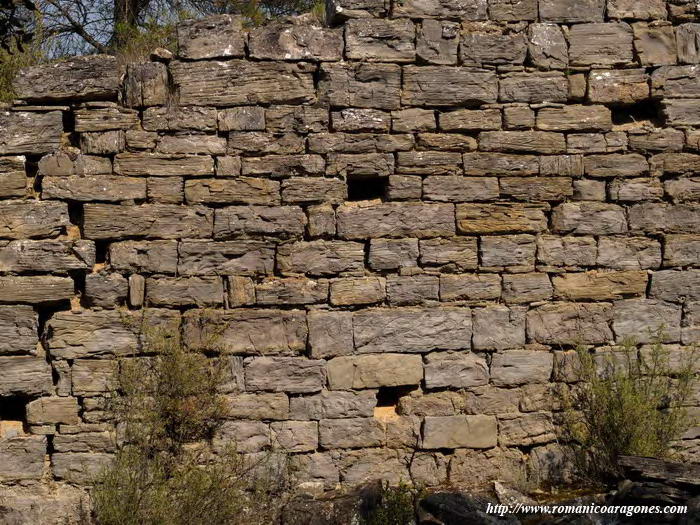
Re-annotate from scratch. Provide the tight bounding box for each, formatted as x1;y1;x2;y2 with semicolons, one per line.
332;109;390;133
353;307;471;353
609;178;663;201
38;151;111;176
369;238;419;270
553;270;647;300
423;415;497;449
440;274;501;301
552;202;627;234
346;19;415;62
225;392;289;421
83;204;213;240
146;276;223;307
663;98;700;126
214;421;269;453
0;436;46;481
479;131;565;154
249;23;343;61
85;273;128;308
387;275;439;305
0;306;37;356
480;234;536;270
0;240;94;273
72;359;118;396
308;311;354;358
26;397;79;425
418;134;476;153
402;67;497;107
74;107;139;132
171;60;315;106
0;356;52;396
184;309;307;355
245;357;325;393
337;202;454;239
417;19;459;64
499;72;568;103
568;23;634;66
456;203;547;234
424;352;488;388
537;235;597;268
113;153;213;176
629;129;684;153
213;206;305;239
633;22;677;66
608;0;667;19
537;105;611;132
527;303;613;344
0;276;73;304
319;418;383;449
330;277;385;306
419;237;477;270
500;177;572;202
43;175;146;202
502;273;553;304
613;299;682;343
278;240;364;276
109;240;178;273
528;23;567;69
327;354;423;389
650;270;700;302
440;109;501;131
177;15;245;60
463;152;539;176
156;134;226;155
242;154;324;176
14;55;119;102
460;28;526;67
588;69;649;103
185;178;279;205
628;203;700;233
652;65;700;98
597;237;662;269
124;62;168;107
0;111;63;155
271;421;318;452
491;351;553;386
143;106;217;131
473;306;526;350
256;278;328;305
393;0;487;19
664;234;700;267
320;63;400;110
498;413;555;447
178;240;274;276
290;390;376;420
0;156;26;197
539;0;603;22
677;23;700;63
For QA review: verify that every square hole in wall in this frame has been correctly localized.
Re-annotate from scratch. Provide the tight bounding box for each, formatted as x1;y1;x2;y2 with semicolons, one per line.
0;396;28;438
347;174;388;202
373;386;415;421
611;100;661;127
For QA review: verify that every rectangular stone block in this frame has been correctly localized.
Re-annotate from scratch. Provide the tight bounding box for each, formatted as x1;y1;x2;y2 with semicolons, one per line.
613;299;681;343
552;202;627;234
346;19;415;62
498;413;555;447
539;0;603;22
308;310;354;358
290;390;376;420
213;206;305;239
651;65;700;98
113;153;213;176
0;356;52;396
569;23;634;66
143;106;217;131
71;360;117;396
337;202;455;239
456;203;547;234
48;309;179;359
319;418;383;449
402;66;497;107
184;309;307;355
353;307;472;353
271;420;318;452
397;151;461;175
664;235;700;267
281;178;346;205
499;177;573;202
491;350;554;386
42;175;146;202
460;31;526;67
553;271;648;300
156;135;226;155
249;23;342;61
0;276;73;304
225;392;289;420
439;109;501;131
0;111;62;155
0;201;69;239
109;240;178;273
463;152;539;176
177;14;245;60
536;235;597;268
74;107;139;132
242;154;325;177
588;69;649;103
440;274;501;301
422;415;497;449
499;72;568;103
0;240;94;273
330;277;385;306
393;0;487;18
527;302;613;344
628;203;700;234
185;178;280;205
608;178;663;201
419;237;477;270
0;436;46;481
0;306;37;356
584;154;649;177
26;397;79;425
178;240;274;276
417;19;459;65
327;354;423;389
320;63;401;110
245;357;325;393
597;237;662;270
228;132;304;155
528;23;568;69
278;240;365;276
650;270;700;303
387;275;439;306
480;234;535;271
480;131;566;155
256;277;328;305
0;156;26;197
536;105;612;131
662;99;700;126
369;238;418;270
146;276;224;307
424;352;488;388
171;60;316;106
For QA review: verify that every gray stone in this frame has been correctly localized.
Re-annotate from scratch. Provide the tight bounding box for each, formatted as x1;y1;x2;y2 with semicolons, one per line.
0;201;69;239
422;415;497;449
177;15;245;60
290;390;377;420
417;19;459;65
143;106;217;131
146;276;224;307
0;276;73;304
552;202;627;235
424;352;488;389
338;202;455;239
185;178;280;206
677;23;700;63
214;206;305;239
320;63;400;110
498;413;555;446
249;23;342;61
0;306;38;356
26;397;79;425
0;356;52;396
346;19;415;62
278;240;365;276
271;421;318;452
225;393;289;420
245;357;325;393
393;0;487;19
178;240;274;276
308;311;354;358
0;240;94;273
319;418;383;449
613;299;682;343
527;303;613;344
402;66;497;107
71;360;118;396
502;273;553;304
633;22;677;66
460;28;526;67
597;237;662;269
568;23;634;66
420;237;477;271
491;350;553;386
369;238;419;270
650;270;700;302
539;0;603;22
480;234;536;271
528;23;567;69
440;274;501;301
387;275;439;305
537;235;597;268
499;72;568;103
473;306;526;350
0;436;46;481
327;354;423;389
109;240;178;274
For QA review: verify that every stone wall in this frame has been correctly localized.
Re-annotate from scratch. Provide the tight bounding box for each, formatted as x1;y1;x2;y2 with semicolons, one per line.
2;0;700;517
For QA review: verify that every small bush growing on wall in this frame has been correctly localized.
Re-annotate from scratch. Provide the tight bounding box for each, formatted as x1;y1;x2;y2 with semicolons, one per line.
91;317;288;525
564;332;697;483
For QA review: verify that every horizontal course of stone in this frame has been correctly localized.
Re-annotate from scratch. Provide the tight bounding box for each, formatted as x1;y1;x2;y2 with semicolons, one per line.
1;0;700;511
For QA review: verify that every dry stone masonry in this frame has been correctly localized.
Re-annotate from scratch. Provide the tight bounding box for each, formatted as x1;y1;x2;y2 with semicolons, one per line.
2;0;700;518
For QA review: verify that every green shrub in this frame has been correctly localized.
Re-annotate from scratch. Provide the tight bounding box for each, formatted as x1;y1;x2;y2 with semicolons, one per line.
91;318;288;525
361;481;418;525
0;36;43;103
564;332;697;483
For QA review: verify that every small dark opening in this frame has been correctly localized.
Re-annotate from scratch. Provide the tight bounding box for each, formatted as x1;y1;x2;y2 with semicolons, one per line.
347;175;387;202
0;396;28;421
611;100;661;127
94;240;109;264
376;386;415;408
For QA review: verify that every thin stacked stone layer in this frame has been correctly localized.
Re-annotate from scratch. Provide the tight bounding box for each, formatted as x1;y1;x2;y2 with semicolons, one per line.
1;0;700;517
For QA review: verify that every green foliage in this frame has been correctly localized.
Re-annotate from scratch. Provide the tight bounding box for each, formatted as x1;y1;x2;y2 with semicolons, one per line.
361;481;418;525
92;317;288;525
112;18;181;65
564;332;698;482
0;34;43;103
